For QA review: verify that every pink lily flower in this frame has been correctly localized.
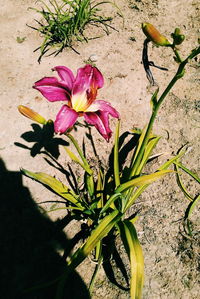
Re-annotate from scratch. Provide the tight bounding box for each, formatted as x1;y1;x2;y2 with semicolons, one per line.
33;64;119;142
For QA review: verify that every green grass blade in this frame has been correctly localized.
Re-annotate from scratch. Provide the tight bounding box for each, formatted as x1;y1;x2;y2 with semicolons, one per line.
82;210;120;256
89;254;103;292
86;173;95;198
92;1;124;26
184;194;200;236
89;240;103;292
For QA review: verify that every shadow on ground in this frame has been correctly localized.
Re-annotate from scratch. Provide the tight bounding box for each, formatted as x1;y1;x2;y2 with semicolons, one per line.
0;157;90;299
15;122;68;158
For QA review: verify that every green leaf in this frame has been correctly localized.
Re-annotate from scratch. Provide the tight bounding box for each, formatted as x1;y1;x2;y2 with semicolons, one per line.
158;150;186;170
67;209;120;268
130;125;147;173
97;169;104;208
86;173;95;197
21;169;82;207
56;210;121;298
82;210;121;257
184;194;200;236
174;162;200;184
66;134;93;175
174;163;193;201
100;193;121;214
64;146;84;164
118;220;144;299
116;170;173;193
124;185;147;212
114;119;121;188
136;136;160;175
46;206;84;213
185;194;200;220
64;147;93;175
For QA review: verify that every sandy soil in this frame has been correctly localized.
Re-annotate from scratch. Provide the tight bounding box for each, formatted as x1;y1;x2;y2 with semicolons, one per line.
1;0;199;298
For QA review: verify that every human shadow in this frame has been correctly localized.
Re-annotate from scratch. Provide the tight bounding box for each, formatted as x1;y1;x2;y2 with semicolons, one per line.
14;121;68;158
0;158;90;299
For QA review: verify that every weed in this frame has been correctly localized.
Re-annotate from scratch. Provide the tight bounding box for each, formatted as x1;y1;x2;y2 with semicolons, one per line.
28;0;121;62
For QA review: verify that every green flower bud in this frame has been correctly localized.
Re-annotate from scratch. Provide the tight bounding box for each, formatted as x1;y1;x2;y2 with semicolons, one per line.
171;28;185;45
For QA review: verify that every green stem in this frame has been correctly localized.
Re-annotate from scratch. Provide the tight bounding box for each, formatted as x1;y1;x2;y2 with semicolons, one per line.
67;133;89;165
131;46;200;176
171;46;183;63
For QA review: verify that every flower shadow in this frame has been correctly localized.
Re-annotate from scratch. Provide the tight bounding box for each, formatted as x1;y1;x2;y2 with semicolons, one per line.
15;121;69;158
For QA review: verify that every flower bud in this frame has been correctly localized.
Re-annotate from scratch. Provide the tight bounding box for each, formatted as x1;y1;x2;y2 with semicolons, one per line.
171;28;185;45
142;23;171;46
18;105;47;124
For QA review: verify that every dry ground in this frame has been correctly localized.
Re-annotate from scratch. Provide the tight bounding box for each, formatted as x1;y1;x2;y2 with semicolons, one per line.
0;0;199;298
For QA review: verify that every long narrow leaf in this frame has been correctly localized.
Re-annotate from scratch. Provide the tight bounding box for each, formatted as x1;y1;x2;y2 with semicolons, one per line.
21;169;82;207
184;194;200;236
130;125;147;173
116;170;173;193
174;163;193;201
67;134;93;174
174;162;200;184
136;136;160;175
185;194;200;219
89;240;103;291
114;119;121;187
100;193;121;214
56;210;121;299
97;168;104;208
158;151;186;170
64;146;85;166
124;185;148;212
118;220;144;299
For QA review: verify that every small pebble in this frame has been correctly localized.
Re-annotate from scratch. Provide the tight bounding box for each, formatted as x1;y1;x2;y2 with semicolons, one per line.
89;54;98;62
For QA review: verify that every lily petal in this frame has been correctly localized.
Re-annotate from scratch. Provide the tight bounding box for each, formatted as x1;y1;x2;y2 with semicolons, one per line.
54;105;78;133
84;111;112;142
53;66;75;90
73;64;104;95
34;85;70;102
87;100;120;118
34;77;61;87
33;77;71;102
72;65;104;111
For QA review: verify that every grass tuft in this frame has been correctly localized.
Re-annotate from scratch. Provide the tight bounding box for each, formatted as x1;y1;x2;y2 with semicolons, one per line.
28;0;122;62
